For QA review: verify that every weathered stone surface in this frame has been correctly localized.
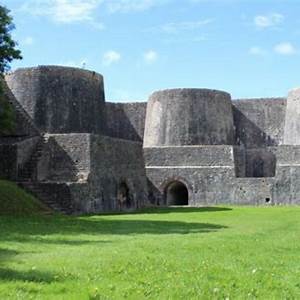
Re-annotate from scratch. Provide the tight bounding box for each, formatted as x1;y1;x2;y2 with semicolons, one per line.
233;98;286;148
144;89;235;147
144;146;235;167
5;66;106;134
3;65;300;214
106;102;147;142
34;133;148;213
283;88;300;145
1;79;40;137
37;134;90;182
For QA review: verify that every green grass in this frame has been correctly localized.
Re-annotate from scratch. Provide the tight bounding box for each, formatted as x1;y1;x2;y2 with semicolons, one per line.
0;206;300;299
0;180;48;215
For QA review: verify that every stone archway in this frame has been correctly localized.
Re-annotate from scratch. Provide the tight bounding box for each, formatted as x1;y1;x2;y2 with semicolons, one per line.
164;181;189;206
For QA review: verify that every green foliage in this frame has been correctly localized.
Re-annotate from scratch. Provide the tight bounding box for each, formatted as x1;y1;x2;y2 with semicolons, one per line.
0;5;22;74
0;82;15;135
0;5;21;135
0;206;300;298
0;180;48;215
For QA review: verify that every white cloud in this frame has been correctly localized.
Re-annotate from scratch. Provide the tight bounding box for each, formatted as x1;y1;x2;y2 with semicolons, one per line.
22;36;34;46
249;46;267;56
146;19;214;35
254;13;284;29
274;42;296;55
20;0;170;29
160;19;214;34
144;50;158;64
22;0;168;22
102;51;121;66
21;0;104;29
106;0;169;13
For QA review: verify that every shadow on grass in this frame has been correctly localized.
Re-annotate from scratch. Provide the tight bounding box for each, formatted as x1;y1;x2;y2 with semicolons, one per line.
3;237;111;246
137;207;233;215
0;248;19;261
0;267;57;283
0;217;227;245
0;248;59;284
97;206;233;216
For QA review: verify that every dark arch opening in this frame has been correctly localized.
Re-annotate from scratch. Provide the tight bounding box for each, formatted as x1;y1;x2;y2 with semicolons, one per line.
253;158;264;177
117;182;132;209
165;181;188;206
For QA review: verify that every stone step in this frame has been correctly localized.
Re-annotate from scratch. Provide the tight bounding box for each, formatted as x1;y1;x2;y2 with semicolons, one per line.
17;182;74;215
17;138;46;180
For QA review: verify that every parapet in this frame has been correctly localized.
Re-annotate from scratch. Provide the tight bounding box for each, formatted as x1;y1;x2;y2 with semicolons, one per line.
5;66;106;134
143;88;235;147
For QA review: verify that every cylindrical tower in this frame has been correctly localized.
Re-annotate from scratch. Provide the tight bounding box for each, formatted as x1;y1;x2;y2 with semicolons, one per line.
283;88;300;145
143;88;234;147
5;66;106;134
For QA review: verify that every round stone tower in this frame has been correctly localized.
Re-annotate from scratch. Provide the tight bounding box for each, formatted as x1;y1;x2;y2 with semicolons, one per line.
5;66;106;134
143;88;234;147
283;88;300;145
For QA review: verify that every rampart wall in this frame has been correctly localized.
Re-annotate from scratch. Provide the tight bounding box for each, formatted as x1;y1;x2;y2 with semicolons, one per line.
106;102;146;142
2;64;300;214
5;66;106;134
232;98;286;147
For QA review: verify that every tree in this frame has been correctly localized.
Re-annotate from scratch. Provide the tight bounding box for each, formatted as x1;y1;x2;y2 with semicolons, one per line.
0;5;22;135
0;5;22;74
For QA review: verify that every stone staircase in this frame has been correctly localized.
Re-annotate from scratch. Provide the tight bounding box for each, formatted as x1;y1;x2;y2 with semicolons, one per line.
3;80;76;215
16;137;76;215
18;182;75;215
17;137;46;181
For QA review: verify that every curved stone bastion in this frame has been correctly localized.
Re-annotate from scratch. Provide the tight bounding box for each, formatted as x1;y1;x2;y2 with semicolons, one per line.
5;66;106;134
3;64;300;213
143;88;235;147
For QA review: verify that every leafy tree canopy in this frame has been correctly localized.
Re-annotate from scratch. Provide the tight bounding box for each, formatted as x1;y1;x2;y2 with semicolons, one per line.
0;5;22;135
0;5;22;74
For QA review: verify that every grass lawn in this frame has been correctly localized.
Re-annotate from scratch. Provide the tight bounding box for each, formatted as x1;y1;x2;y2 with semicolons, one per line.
1;206;300;299
0;180;48;215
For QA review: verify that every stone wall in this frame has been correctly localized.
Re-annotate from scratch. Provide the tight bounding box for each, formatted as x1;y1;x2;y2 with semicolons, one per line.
234;147;276;178
34;133;148;213
145;145;236;205
0;137;40;180
106;102;147;141
283;88;300;145
144;89;235;147
146;167;235;206
88;135;148;212
232;98;286;147
0;143;18;180
1;80;40;137
144;146;235;167
6;66;106;134
37;134;91;182
17;136;40;167
6;63;300;212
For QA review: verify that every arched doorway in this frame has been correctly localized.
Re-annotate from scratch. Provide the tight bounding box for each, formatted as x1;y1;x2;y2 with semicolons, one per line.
165;181;188;206
117;181;132;209
253;158;264;177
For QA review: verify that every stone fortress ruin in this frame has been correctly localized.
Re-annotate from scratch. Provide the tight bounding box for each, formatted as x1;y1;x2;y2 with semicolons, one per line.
1;65;300;214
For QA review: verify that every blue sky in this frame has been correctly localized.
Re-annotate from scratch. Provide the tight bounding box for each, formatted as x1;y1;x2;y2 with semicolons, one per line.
2;0;300;101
